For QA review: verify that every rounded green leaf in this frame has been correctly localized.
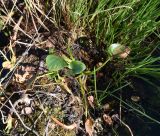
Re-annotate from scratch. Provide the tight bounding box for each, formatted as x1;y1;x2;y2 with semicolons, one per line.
46;55;68;71
108;43;126;56
69;60;86;74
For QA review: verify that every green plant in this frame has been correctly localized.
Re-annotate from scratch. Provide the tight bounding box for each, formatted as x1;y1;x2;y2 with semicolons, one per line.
1;0;160;135
46;54;86;75
0;20;4;30
125;56;160;88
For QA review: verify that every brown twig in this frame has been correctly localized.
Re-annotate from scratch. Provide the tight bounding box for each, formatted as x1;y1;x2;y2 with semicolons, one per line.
51;116;77;130
112;114;134;136
12;15;23;41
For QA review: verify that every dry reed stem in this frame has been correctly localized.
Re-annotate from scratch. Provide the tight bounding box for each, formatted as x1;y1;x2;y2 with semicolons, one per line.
51;116;77;130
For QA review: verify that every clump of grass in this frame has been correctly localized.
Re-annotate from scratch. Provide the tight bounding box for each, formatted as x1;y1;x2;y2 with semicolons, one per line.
56;0;160;86
61;0;160;130
65;0;160;46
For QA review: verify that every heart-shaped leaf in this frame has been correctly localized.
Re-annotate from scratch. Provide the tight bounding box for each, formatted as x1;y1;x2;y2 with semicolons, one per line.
69;60;86;74
46;55;68;71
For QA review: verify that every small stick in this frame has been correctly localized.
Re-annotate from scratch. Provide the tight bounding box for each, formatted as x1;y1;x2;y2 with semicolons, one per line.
112;114;134;136
51;116;77;130
12;15;23;41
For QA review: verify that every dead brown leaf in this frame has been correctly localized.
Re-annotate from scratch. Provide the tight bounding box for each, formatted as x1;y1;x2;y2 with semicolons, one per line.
103;114;113;126
14;72;30;83
87;95;94;108
131;95;140;102
85;118;94;136
119;47;131;59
